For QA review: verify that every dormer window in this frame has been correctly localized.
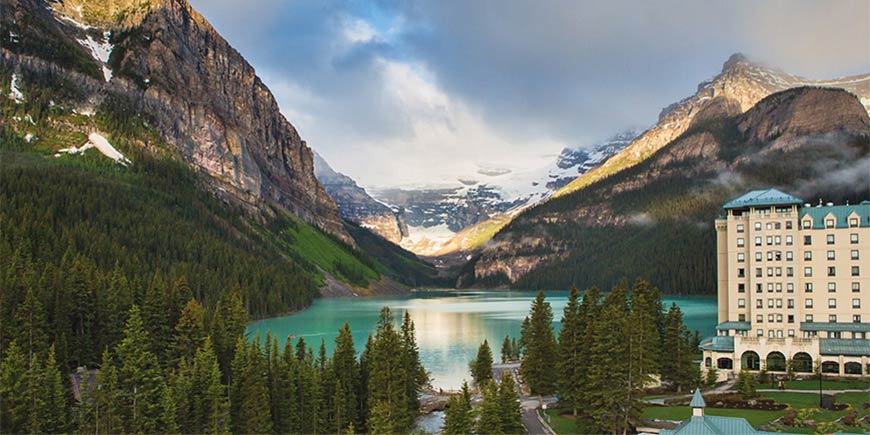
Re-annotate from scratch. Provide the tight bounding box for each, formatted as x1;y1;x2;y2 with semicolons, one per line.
802;220;812;229
849;218;859;227
825;219;835;228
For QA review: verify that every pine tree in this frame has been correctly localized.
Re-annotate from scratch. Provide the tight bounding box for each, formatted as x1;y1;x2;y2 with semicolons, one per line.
629;279;662;387
212;287;248;377
367;307;409;433
470;339;494;386
13;286;49;360
442;381;474;435
475;381;503;435
496;375;524;434
661;303;694;392
501;335;512;363
0;341;28;433
191;338;230;434
173;298;207;366
232;337;272;434
333;323;359;431
93;348;123;434
557;285;583;416
142;273;170;363
41;344;71;434
116;305;168;434
400;310;427;427
280;339;301;433
587;283;630;434
521;291;557;395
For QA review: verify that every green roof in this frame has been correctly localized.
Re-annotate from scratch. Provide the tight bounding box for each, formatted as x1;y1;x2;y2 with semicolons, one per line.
819;338;870;356
799;203;870;229
659;415;794;435
690;389;706;408
716;321;751;331
698;336;734;352
723;189;802;210
800;322;870;332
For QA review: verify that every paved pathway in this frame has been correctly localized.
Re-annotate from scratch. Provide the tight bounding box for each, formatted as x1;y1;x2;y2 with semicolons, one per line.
493;363;558;434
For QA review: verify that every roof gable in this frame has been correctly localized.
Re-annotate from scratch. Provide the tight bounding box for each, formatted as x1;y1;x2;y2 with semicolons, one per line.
723;189;803;210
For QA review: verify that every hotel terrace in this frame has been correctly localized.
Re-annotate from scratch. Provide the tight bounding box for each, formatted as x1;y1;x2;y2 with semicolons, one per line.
700;189;869;378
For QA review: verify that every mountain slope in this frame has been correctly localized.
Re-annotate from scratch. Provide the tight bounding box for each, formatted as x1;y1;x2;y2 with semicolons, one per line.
1;0;351;243
441;55;870;259
313;152;408;243
463;87;870;293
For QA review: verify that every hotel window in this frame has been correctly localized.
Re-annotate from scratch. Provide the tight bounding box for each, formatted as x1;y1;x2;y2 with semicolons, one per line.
775;267;782;277
851;266;859;276
826;219;835;228
857;331;865;338
768;299;774;308
756;268;763;278
827;250;835;260
776;329;783;338
756;300;763;308
788;315;794;324
852;299;861;309
767;252;773;261
804;251;812;260
755;237;762;246
775;222;781;230
805;299;813;308
803;221;812;229
827;234;835;245
755;222;762;231
788;329;795;337
767;236;773;246
786;267;793;277
804;267;812;277
756;315;764;324
775;283;782;292
854;315;862;324
775;236;781;245
737;253;745;262
776;299;783;308
775;251;782;261
757;329;763;336
828;283;837;292
786;251;793;261
738;299;746;308
768;329;775;337
767;283;774;292
738;283;745;293
851;250;859;260
786;235;793;246
766;223;773;230
805;283;813;293
849;218;858;227
756;284;763;293
787;299;794;308
804;235;812;245
768;314;774;323
738;268;745;277
738;314;746;322
827;266;836;277
787;283;794;292
850;233;858;244
829;331;841;338
786;221;793;230
737;238;745;247
737;224;744;233
767;267;773;277
852;282;860;292
806;314;814;323
829;315;837;323
828;299;836;308
756;252;762;261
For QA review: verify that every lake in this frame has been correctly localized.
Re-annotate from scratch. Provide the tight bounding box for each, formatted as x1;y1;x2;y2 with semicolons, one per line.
247;290;717;390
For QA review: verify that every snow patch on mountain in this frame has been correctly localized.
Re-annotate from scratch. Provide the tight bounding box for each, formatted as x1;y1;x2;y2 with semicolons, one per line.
56;133;130;165
9;73;23;102
77;32;114;81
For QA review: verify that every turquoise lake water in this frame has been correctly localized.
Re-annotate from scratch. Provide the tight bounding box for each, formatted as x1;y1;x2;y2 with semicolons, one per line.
247;290;717;390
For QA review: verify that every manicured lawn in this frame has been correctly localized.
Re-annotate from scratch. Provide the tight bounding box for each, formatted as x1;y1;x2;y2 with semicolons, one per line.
778;379;870;391
643;406;787;428
543;409;590;435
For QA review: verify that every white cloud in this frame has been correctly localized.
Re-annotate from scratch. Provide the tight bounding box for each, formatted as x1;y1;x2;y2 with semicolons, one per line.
342;17;377;44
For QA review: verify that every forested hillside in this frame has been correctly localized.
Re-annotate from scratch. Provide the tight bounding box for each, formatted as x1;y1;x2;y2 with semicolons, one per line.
465;87;870;293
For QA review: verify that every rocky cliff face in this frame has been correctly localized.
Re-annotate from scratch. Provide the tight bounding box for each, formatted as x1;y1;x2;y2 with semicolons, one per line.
313;152;408;243
1;0;351;243
468;86;870;291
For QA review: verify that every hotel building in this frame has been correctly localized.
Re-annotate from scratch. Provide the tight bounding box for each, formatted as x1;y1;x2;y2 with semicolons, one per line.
700;189;869;377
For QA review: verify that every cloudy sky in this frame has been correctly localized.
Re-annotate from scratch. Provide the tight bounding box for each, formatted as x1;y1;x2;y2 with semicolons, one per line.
189;0;869;188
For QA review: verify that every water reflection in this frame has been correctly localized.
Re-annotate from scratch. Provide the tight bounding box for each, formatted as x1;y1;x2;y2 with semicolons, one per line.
247;290;716;390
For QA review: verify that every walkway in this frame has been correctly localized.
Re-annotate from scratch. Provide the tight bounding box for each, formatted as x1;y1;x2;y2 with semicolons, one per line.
493;363;558;435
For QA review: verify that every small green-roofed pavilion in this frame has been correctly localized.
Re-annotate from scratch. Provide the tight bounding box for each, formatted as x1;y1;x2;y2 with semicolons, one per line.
660;389;800;435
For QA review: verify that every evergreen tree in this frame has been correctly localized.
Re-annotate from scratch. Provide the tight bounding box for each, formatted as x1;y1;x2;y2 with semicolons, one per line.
442;381;474;435
475;381;503;435
470;339;494;386
333;323;360;431
366;307;409;433
400;310;427;425
232;337;272;434
501;335;512;363
280;338;301;433
586;282;630;434
661;303;694;392
93;348;123;434
213;287;248;377
116;305;167;434
496;375;524;434
13;286;49;360
191;338;230;434
521;291;557;395
173;298;207;366
40;344;71;434
0;341;28;433
557;285;583;416
142;274;171;362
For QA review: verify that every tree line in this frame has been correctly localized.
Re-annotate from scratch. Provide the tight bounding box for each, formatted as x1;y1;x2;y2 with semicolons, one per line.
0;300;427;435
